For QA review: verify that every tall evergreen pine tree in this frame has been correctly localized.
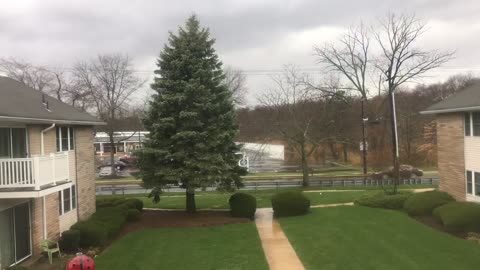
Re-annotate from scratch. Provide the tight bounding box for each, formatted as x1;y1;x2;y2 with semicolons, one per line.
139;15;244;213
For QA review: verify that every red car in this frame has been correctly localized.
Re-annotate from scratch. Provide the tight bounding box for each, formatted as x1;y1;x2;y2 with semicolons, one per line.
119;155;138;165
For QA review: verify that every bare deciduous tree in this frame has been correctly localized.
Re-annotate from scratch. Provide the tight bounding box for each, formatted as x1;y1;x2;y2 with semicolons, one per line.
72;54;145;176
374;13;454;193
224;66;247;106
314;23;371;174
259;65;325;186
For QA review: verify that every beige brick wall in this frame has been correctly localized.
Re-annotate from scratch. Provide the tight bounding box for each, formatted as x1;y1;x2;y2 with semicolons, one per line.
437;113;466;201
27;124;56;156
75;126;96;220
31;193;60;255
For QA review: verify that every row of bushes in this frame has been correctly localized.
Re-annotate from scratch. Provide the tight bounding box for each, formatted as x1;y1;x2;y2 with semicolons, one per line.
59;198;143;251
356;190;480;232
355;190;455;215
228;191;311;219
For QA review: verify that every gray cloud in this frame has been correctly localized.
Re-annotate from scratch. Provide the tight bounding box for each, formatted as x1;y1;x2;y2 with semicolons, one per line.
0;0;479;105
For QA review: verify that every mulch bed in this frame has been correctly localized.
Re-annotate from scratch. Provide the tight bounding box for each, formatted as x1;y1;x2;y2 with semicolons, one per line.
414;215;468;239
117;210;251;238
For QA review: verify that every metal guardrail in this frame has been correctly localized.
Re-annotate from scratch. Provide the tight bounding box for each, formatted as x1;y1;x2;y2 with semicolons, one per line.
96;176;439;196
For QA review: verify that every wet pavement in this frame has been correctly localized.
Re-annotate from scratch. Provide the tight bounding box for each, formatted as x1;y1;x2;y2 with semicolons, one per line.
255;208;305;270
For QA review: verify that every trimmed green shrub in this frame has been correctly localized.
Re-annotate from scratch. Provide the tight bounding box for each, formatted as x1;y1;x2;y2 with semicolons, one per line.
229;193;257;219
124;198;144;211
403;191;454;216
59;229;80;252
271;191;310;217
355;192;411;209
71;220;109;247
96;197;125;208
91;207;128;237
127;209;142;222
433;202;480;232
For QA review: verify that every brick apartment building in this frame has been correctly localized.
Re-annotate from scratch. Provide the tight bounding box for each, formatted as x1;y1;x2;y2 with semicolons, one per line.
0;77;103;268
422;83;480;202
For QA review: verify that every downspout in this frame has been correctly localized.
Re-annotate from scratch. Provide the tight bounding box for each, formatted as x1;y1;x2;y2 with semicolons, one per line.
41;123;56;155
40;123;55;240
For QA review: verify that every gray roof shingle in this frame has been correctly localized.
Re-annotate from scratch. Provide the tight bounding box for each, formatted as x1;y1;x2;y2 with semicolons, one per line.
421;83;480;114
0;76;104;125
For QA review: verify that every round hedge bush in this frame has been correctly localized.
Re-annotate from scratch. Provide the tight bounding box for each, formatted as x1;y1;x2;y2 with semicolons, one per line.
229;193;257;219
71;220;109;248
403;191;454;216
271;191;310;217
124;198;144;211
126;209;142;222
433;202;480;232
59;229;81;252
355;192;411;210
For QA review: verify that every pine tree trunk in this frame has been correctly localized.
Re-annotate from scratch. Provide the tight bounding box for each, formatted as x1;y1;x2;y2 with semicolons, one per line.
186;186;196;213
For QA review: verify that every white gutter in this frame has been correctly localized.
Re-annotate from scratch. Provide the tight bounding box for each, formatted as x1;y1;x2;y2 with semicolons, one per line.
40;123;55;240
40;123;56;155
0;115;106;126
420;106;480;115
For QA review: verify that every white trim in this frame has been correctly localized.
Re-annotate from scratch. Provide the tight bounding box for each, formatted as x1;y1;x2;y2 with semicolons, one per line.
0;115;105;126
421;106;480;115
0;182;72;199
467;194;480;203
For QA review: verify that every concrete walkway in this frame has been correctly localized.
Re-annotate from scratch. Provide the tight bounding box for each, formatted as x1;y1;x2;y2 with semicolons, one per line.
255;208;305;270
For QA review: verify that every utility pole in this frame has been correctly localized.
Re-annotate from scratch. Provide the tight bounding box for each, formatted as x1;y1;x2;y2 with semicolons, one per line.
361;98;368;175
388;89;400;193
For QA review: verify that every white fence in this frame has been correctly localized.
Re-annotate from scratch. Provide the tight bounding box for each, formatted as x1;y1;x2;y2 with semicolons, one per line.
0;153;70;190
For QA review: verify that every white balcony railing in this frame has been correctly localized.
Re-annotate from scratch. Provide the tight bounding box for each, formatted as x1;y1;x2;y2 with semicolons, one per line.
0;152;70;190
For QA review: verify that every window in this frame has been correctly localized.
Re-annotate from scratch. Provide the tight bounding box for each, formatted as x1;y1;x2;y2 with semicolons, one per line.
465;113;471;136
467;171;473;195
473;112;480;136
0;128;27;158
63;188;71;213
58;185;77;215
476;173;480;196
56;127;75;152
71;185;77;209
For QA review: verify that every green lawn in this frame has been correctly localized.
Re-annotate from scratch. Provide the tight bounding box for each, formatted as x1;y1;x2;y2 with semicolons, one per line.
95;223;268;270
279;206;480;270
98;189;383;209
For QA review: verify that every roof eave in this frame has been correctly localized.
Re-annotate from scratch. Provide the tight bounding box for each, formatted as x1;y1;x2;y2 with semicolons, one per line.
420;106;480;115
0;115;106;126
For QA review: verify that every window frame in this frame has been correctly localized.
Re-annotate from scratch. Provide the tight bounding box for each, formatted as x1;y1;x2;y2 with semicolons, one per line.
465;113;472;136
58;185;77;215
56;126;75;152
467;170;473;195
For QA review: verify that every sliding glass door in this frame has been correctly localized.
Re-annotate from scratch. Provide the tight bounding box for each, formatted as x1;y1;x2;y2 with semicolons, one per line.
14;203;31;262
0;202;31;268
0;208;15;268
0;128;27;159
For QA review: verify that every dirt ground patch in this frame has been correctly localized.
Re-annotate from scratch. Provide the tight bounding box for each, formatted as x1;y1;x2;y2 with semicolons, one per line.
414;215;468;239
118;210;250;236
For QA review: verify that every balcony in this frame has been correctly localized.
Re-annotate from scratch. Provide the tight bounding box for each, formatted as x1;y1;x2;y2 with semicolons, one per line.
0;152;71;197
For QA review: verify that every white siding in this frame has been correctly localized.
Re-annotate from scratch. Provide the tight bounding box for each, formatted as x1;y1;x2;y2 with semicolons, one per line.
465;136;480;171
59;209;78;233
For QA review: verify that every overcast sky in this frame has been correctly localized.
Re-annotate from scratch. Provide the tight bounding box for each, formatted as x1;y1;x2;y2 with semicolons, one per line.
1;0;480;106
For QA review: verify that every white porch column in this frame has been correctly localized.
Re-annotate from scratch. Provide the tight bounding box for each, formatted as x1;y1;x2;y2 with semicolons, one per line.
100;142;104;155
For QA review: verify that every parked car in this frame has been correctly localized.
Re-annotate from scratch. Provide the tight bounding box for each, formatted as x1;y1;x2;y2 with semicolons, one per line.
97;160;127;171
119;155;138;165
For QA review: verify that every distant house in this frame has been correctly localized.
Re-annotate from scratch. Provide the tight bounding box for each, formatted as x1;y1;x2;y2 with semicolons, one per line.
0;77;104;268
421;84;480;202
94;131;147;155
